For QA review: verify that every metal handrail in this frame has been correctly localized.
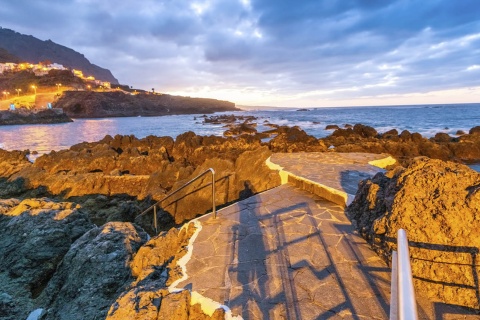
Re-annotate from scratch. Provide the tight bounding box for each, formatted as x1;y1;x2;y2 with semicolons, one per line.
390;229;418;320
136;168;216;234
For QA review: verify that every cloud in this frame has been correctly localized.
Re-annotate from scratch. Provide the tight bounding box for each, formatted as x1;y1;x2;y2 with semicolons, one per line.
0;0;479;106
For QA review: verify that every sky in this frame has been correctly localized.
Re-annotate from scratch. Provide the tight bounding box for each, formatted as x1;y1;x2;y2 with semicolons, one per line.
1;0;480;107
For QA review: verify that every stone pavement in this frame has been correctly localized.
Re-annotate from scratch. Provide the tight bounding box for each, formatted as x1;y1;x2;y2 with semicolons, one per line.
173;184;392;319
267;152;396;206
169;152;478;319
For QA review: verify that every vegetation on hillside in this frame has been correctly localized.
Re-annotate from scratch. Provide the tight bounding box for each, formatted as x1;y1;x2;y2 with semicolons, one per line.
0;48;20;63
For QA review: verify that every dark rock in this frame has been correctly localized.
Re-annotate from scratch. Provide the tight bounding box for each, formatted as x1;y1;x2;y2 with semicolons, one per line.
456;130;466;135
269;126;326;153
433;132;452;143
469;126;480;135
399;130;412;141
353;124;378;138
0;109;72;126
0;198;94;320
381;129;399;141
325;124;340;130
38;222;149;320
56;91;239;118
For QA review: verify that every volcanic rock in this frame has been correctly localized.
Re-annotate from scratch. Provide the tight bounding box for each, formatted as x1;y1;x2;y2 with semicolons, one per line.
0;198;94;320
269;126;327;152
0;109;73;126
55;91;239;118
107;223;225;319
347;157;480;309
38;222;149;320
325;124;340;130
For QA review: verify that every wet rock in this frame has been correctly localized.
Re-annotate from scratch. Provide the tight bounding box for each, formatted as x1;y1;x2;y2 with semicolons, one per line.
325;124;340;130
347;157;480;310
38;222;149;320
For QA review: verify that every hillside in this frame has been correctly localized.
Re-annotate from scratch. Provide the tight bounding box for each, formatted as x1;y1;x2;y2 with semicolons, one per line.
0;28;118;84
55;91;240;118
0;48;20;63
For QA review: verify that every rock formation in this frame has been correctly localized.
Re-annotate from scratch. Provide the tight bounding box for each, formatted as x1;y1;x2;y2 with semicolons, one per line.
0;131;280;229
37;222;148;320
0;198;94;319
347;157;480;310
55;91;240;118
322;124;480;165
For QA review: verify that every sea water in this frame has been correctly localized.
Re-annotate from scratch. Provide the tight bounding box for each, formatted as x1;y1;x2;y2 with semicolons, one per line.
0;103;479;158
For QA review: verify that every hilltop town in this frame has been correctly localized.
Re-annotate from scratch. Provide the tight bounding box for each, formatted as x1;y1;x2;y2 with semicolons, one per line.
0;60;238;122
0;61;114;110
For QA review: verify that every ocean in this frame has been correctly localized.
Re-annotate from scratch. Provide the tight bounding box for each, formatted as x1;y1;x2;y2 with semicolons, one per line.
0;103;479;162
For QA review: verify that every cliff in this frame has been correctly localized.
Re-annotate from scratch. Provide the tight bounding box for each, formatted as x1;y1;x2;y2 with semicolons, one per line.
0;28;118;84
54;91;240;118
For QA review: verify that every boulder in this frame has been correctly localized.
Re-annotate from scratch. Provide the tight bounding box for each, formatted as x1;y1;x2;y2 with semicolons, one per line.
0;198;94;320
38;222;149;320
269;126;326;152
469;126;480;135
325;124;340;130
347;157;480;309
353;124;378;138
432;132;452;143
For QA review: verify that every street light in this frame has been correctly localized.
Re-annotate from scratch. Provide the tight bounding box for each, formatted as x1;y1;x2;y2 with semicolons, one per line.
31;85;37;94
2;91;10;100
56;83;62;92
15;88;22;97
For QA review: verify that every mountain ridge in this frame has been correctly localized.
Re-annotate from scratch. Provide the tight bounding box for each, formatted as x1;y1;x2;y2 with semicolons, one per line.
0;28;118;84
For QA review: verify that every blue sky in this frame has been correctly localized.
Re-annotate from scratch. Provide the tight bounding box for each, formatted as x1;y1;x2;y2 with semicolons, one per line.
1;0;480;107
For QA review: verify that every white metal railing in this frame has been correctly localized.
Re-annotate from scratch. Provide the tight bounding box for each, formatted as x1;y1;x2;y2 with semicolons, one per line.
136;168;216;234
390;229;418;320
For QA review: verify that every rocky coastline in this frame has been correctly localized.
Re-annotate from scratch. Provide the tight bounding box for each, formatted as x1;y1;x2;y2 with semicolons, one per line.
0;108;72;126
1;117;480;318
55;91;240;118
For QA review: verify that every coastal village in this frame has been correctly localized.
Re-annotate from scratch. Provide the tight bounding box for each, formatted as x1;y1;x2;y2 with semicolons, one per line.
0;61;112;111
0;19;480;320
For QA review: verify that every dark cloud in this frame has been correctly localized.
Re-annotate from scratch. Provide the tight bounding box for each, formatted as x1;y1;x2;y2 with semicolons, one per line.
0;0;479;105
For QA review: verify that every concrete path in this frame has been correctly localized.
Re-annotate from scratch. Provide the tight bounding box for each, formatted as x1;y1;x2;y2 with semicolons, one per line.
174;184;391;319
170;152;477;319
267;152;396;206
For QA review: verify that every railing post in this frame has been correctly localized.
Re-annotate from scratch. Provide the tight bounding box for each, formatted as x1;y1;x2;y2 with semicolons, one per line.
211;168;216;219
390;251;398;320
153;205;158;235
397;229;418;320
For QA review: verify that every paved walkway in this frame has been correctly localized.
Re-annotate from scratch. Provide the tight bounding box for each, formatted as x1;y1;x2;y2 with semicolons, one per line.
174;184;391;319
170;152;477;319
267;152;396;206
